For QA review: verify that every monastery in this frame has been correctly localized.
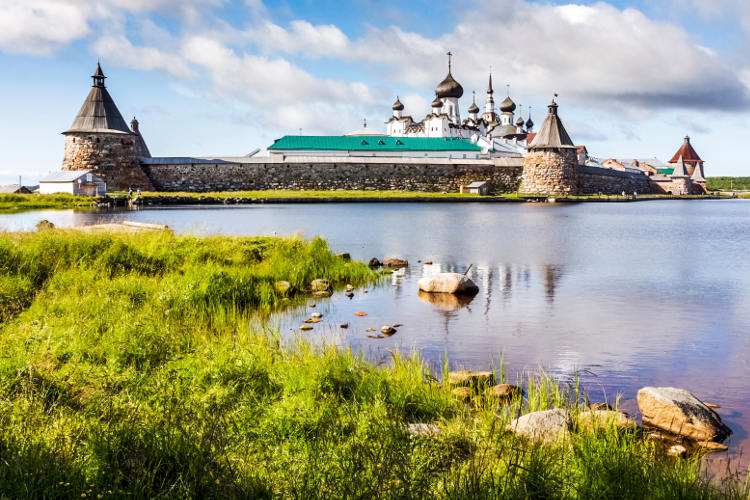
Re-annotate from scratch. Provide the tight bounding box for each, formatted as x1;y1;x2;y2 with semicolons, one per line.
58;62;707;196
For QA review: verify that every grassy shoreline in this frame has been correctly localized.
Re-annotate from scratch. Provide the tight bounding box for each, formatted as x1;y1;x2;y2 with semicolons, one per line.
0;193;98;211
0;229;747;498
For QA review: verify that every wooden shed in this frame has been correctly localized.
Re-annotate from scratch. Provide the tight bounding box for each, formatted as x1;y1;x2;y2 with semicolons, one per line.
0;184;32;194
39;171;106;196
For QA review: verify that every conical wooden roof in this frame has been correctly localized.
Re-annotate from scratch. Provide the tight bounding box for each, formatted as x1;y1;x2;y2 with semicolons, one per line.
671;156;689;177
64;64;132;134
669;136;702;163
529;100;575;149
691;161;705;182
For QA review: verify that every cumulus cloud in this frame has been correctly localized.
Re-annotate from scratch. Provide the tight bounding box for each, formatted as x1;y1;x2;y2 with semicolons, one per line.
238;0;750;112
181;36;375;132
92;35;196;78
0;0;91;55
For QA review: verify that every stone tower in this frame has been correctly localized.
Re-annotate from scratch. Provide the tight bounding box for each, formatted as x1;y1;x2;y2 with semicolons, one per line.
62;63;153;191
519;100;579;195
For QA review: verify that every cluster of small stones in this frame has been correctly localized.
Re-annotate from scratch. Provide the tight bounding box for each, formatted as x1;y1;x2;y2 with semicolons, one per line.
579;166;653;195
519;149;581;195
141;162;523;194
63;133;153;191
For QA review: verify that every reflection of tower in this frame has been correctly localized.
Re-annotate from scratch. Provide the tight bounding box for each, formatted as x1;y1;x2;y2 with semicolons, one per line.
501;265;513;300
483;266;493;317
543;264;563;303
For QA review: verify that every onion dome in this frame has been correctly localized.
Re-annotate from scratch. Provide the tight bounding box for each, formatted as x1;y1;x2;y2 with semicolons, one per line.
436;72;463;99
500;96;516;113
392;97;404;111
516;116;525;126
431;95;442;108
468;102;479;114
525;116;534;129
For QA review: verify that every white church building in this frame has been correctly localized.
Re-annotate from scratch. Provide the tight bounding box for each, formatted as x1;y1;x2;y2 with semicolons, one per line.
385;53;534;157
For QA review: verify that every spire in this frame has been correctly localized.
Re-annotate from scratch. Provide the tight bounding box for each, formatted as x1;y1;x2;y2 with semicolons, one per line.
487;72;494;94
691;160;706;182
671;155;689;177
92;62;106;88
528;97;574;149
447;51;452;73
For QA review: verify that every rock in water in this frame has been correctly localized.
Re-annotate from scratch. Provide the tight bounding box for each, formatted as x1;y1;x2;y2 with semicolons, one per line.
448;370;496;388
381;325;396;335
311;312;322;319
299;325;313;331
637;387;731;441
368;258;382;267
310;279;331;292
337;252;351;261
418;273;479;295
382;257;408;268
274;280;295;295
507;409;572;444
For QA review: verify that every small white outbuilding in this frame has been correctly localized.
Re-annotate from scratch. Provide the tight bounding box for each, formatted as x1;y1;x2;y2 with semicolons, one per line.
465;181;489;195
39;171;106;196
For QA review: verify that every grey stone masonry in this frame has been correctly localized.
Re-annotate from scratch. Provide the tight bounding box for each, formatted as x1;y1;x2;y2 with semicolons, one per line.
140;157;524;194
579;166;652;194
63;132;153;191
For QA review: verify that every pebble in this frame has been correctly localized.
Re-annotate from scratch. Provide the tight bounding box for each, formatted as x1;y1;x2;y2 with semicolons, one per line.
424;261;433;265
392;323;402;327
309;303;316;307
354;311;367;316
299;325;313;331
667;444;687;457
340;323;349;329
365;328;375;332
381;325;396;335
311;312;323;319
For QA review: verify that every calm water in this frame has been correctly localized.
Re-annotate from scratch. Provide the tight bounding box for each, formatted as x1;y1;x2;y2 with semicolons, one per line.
3;201;750;471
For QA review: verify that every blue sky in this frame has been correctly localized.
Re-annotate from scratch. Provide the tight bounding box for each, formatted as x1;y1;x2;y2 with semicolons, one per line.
1;0;750;183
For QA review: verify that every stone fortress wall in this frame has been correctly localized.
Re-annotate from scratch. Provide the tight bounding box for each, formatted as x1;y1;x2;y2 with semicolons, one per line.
579;166;652;194
141;157;525;194
63;133;153;190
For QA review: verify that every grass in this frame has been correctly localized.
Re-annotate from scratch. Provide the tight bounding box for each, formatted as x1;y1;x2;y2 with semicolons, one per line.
0;229;748;498
129;189;489;199
707;177;750;192
0;193;98;211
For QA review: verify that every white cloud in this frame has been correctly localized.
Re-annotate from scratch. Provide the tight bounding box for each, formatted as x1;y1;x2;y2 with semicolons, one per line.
181;36;375;132
92;35;197;79
0;0;91;55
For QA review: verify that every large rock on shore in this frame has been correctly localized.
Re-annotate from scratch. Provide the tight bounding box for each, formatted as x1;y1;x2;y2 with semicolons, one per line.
637;387;731;441
418;273;479;295
507;409;572;444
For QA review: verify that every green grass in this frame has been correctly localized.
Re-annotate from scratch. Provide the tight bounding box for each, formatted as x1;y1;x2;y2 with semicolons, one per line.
707;177;750;191
0;229;747;498
0;193;98;212
129;189;489;199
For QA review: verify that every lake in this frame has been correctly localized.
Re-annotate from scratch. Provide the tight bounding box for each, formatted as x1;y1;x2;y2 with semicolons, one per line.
3;200;749;473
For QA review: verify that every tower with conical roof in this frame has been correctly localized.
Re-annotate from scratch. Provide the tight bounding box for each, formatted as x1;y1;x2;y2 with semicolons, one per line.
62;63;152;190
519;99;580;195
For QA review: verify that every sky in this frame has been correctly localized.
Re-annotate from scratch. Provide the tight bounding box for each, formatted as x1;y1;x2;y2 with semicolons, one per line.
1;0;750;184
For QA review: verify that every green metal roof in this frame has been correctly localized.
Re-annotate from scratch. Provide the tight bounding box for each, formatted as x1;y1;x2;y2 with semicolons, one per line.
268;135;482;152
656;168;675;175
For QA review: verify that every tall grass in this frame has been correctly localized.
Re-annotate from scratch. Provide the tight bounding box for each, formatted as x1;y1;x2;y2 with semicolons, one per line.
0;229;746;498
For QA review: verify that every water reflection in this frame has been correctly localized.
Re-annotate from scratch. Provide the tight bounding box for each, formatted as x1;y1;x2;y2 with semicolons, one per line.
417;290;475;311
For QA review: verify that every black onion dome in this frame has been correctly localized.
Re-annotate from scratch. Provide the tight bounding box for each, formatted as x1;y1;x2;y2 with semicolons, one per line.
526;117;534;129
500;96;516;113
431;95;442;108
436;72;464;99
468;102;479;114
392;97;404;111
